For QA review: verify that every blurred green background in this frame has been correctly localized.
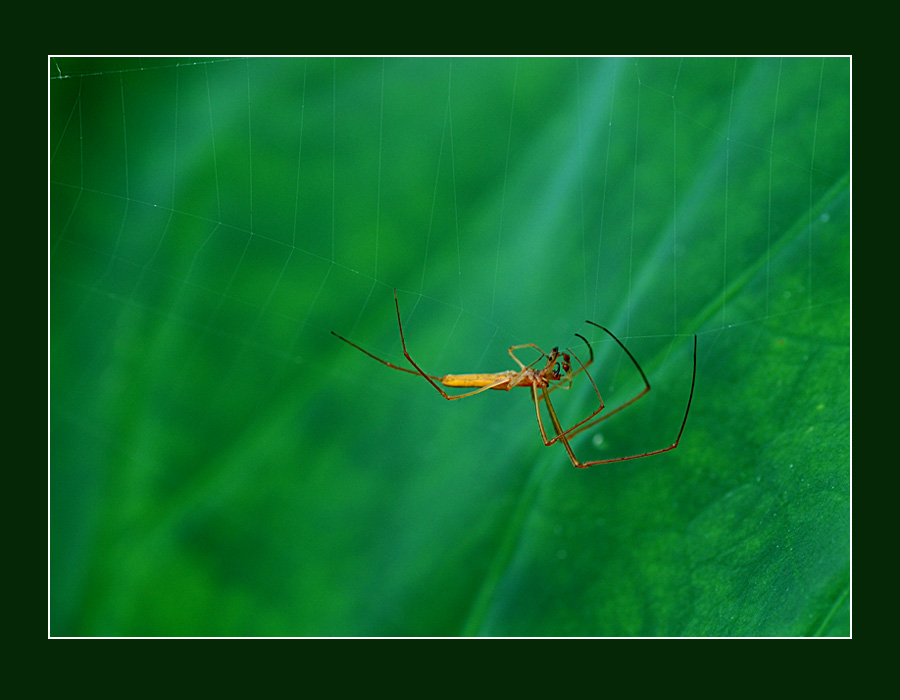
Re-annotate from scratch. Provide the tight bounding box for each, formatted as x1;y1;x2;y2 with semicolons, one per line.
50;57;850;636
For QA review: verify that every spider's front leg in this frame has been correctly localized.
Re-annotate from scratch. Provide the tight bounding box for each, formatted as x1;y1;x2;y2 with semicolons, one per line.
507;343;550;370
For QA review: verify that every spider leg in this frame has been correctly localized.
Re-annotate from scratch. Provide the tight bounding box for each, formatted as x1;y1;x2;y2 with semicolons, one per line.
550;334;698;468
538;343;606;445
331;331;441;381
558;322;652;441
530;385;585;468
393;290;530;401
508;343;550;370
540;323;654;445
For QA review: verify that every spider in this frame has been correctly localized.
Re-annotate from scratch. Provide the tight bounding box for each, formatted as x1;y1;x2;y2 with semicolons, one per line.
332;290;697;468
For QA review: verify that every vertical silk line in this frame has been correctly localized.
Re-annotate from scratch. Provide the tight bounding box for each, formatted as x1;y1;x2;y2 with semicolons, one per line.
374;58;385;281
491;59;519;322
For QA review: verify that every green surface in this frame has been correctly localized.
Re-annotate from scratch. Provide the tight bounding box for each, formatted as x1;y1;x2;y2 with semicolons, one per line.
50;57;850;636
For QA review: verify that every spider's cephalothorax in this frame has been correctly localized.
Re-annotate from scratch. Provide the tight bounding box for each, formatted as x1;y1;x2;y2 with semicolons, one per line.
546;347;572;383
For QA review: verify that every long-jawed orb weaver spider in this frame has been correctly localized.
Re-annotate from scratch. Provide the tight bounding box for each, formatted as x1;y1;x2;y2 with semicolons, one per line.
331;290;697;469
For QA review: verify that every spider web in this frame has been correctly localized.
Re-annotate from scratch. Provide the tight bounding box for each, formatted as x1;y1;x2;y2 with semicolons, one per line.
49;57;850;636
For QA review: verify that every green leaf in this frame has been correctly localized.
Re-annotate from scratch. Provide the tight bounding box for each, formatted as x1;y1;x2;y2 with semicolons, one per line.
51;57;849;636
